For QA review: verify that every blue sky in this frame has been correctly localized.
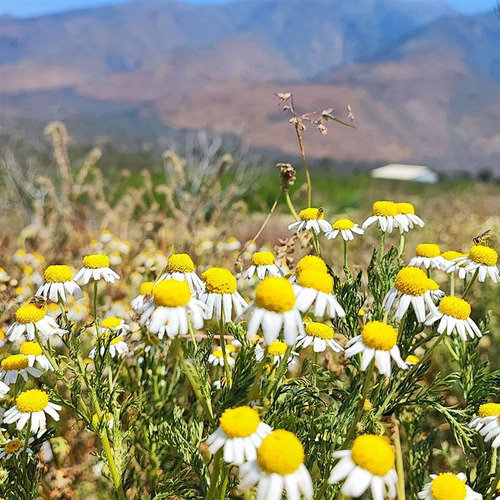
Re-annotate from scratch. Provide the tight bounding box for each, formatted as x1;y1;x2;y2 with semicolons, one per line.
0;0;496;18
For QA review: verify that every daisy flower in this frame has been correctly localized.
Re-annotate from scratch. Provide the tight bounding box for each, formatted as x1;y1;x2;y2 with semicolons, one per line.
206;406;272;465
140;280;206;338
257;340;299;367
89;332;129;359
100;316;130;335
130;281;155;312
409;244;446;270
36;265;83;303
405;354;420;367
440;250;467;272
469;403;500;449
288;207;332;235
239;429;313;500
418;472;483;500
293;270;345;319
396;202;425;231
224;236;241;251
20;341;53;371
74;255;120;285
325;219;364;241
245;277;303;345
289;255;328;283
0;436;34;460
7;304;67;342
362;201;408;233
244;251;283;280
296;321;343;353
159;253;204;293
3;389;61;433
328;434;397;500
200;267;247;323
382;267;437;322
208;347;235;367
449;245;499;283
425;296;482;341
427;279;445;302
345;322;407;376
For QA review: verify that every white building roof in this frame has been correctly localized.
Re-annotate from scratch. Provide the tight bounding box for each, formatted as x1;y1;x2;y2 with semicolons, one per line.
371;164;438;183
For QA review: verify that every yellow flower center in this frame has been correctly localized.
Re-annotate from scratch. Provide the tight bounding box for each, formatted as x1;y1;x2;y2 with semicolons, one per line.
299;208;324;221
297;269;333;293
305;322;334;339
5;439;23;454
252;251;275;266
139;281;155;295
333;219;355;230
396;202;415;215
468;245;498;267
1;354;29;371
296;255;327;275
101;317;122;329
416;243;441;258
439;296;471;320
351;435;395;476
257;430;304;476
20;342;43;356
268;341;288;356
83;255;110;269
430;473;466;500
167;253;195;273
441;251;466;262
255;277;295;313
15;304;47;324
16;389;49;413
361;321;398;351
479;403;500;418
153;280;191;307
405;355;420;364
44;265;72;283
202;268;237;294
394;267;429;296
211;349;229;359
219;406;261;438
372;201;397;217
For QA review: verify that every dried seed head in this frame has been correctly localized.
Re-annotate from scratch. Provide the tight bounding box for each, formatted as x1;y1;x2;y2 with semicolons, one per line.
276;163;296;193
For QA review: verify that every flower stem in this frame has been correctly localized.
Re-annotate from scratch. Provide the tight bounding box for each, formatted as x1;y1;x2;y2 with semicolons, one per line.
205;449;222;500
218;316;232;387
450;273;455;296
462;269;479;299
343;240;351;279
392;416;406;500
285;192;299;221
486;450;499;500
378;232;386;266
294;123;312;207
398;233;405;259
99;426;126;500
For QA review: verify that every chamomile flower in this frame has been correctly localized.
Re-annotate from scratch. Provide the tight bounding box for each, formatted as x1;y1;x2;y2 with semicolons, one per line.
382;267;437;323
362;201;408;233
418;472;482;500
7;304;67;342
469;403;500;449
345;322;407;376
239;429;313;500
425;296;482;341
130;281;155;312
427;279;445;302
208;348;235;367
67;302;87;322
1;353;43;386
74;255;120;285
100;316;130;335
89;332;129;359
245;277;304;345
405;355;420;366
328;434;398;500
440;251;467;272
289;255;328;283
140;280;206;338
244;252;283;280
449;245;499;283
409;244;446;270
20;341;53;371
159;253;204;293
288;207;332;234
257;340;299;367
396;202;425;231
0;437;34;459
296;322;343;353
200;268;247;323
325;219;364;241
206;406;272;465
293;270;345;319
3;389;61;433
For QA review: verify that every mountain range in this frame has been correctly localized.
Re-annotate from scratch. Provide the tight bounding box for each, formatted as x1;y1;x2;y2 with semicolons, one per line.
1;0;499;173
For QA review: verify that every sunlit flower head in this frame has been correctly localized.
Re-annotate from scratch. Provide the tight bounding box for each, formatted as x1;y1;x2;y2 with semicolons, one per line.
362;201;408;233
296;321;343;353
440;251;467;272
288;207;332;234
417;472;482;500
427;278;445;302
0;437;34;460
89;331;129;359
130;281;155;312
448;245;499;283
256;340;299;367
100;316;130;335
239;429;313;500
469;403;500;449
207;406;272;465
159;253;204;293
208;347;235;367
408;244;446;270
396;202;425;232
325;218;364;241
328;434;397;499
100;229;113;243
405;354;420;366
244;251;283;280
19;341;53;371
74;255;120;285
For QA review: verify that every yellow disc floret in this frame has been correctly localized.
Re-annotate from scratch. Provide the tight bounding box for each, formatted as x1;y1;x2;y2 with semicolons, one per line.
268;341;288;356
257;430;304;475
439;296;471;320
255;277;295;313
139;281;155;295
430;473;467;500
441;251;467;262
219;406;260;438
468;245;498;267
361;321;398;351
479;403;500;418
297;269;333;293
15;304;46;324
396;202;415;215
351;434;395;476
44;265;72;283
83;255;110;269
5;438;23;454
299;208;325;221
1;354;29;371
202;268;237;294
101;317;123;329
394;267;429;296
372;201;398;217
305;322;334;340
153;280;191;307
16;389;49;413
252;251;275;266
333;219;355;230
167;253;195;273
20;342;43;356
416;243;441;258
296;255;327;275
